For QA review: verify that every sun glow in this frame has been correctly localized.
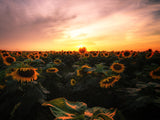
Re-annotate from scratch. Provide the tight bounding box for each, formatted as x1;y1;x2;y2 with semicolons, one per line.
77;45;86;49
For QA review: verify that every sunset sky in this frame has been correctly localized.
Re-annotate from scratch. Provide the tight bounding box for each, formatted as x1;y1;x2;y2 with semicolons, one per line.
0;0;160;51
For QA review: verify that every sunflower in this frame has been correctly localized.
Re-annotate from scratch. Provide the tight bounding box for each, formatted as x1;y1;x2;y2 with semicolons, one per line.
0;50;7;54
122;50;132;58
145;52;154;59
69;51;74;55
54;59;62;64
34;54;40;59
114;51;121;56
132;51;138;57
91;51;99;57
102;52;110;57
70;79;76;86
38;51;42;55
79;47;87;54
110;62;125;73
46;68;59;73
99;75;121;88
7;68;39;82
42;53;48;58
27;53;34;59
77;65;92;76
3;56;16;66
16;51;22;56
1;52;10;58
83;52;90;58
150;67;160;79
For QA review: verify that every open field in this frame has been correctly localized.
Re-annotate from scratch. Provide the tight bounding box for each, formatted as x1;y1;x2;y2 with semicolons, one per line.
0;49;160;120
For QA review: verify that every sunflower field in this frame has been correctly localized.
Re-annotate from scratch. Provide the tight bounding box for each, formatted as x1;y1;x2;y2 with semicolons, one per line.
0;49;160;120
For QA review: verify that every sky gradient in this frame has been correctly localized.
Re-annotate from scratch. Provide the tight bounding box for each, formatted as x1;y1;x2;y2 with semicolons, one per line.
0;0;160;51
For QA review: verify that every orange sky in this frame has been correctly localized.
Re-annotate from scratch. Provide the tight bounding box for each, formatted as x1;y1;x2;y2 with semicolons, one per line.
0;0;160;51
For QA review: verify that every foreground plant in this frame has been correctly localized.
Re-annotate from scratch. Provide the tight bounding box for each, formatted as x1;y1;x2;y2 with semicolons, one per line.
6;67;39;82
42;97;123;120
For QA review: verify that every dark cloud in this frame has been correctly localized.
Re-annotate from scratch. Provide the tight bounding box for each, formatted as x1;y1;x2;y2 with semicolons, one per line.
0;0;76;44
148;0;160;3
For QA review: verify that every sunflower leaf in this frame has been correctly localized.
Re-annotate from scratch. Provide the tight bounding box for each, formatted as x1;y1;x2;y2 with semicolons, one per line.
42;98;87;119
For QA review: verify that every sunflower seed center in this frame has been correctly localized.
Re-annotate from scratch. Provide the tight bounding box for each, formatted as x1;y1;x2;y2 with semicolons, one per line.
113;64;122;70
17;69;35;77
6;57;14;63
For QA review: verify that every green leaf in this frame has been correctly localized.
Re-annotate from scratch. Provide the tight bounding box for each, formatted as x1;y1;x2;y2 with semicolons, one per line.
95;63;106;73
84;107;117;120
42;98;87;120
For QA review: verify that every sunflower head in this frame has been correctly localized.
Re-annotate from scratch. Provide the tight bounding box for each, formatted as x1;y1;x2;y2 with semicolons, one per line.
99;75;121;88
79;47;87;54
3;56;16;66
102;52;109;57
150;67;160;79
110;62;125;73
69;51;74;55
46;68;59;73
1;53;10;58
27;54;34;59
7;68;39;82
77;65;92;77
83;52;90;58
122;50;132;58
16;51;22;56
42;53;48;58
132;51;138;57
145;52;154;59
114;51;121;56
70;79;76;86
54;59;62;64
91;52;99;57
34;54;40;59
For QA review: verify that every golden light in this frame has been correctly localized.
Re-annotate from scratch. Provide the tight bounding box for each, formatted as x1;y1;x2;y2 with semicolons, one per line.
77;45;86;49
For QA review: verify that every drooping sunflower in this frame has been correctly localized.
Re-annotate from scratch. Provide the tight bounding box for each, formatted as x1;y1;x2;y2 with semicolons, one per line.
54;59;62;64
46;68;59;73
3;56;16;66
110;62;125;73
7;68;39;82
122;50;132;58
149;67;160;79
99;75;121;88
70;79;76;86
145;52;154;59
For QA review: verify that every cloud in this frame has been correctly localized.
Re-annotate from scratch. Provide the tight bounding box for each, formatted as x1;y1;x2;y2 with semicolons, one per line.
0;0;76;44
0;0;160;50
